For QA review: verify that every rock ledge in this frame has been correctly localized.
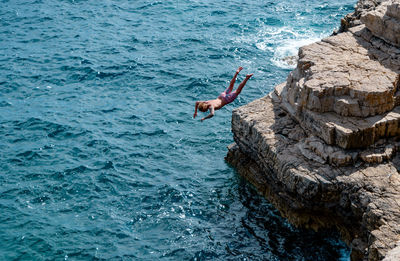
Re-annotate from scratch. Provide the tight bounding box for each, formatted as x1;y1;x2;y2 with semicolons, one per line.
226;1;400;260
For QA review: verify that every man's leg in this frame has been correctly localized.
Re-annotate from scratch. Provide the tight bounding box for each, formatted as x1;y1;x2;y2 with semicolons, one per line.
234;74;253;96
227;67;243;93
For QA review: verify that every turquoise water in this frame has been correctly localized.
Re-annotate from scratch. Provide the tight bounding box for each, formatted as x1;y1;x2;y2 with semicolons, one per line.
1;0;355;260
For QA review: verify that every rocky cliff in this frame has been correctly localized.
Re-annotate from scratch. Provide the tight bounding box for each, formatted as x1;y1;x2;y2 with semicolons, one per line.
226;1;400;260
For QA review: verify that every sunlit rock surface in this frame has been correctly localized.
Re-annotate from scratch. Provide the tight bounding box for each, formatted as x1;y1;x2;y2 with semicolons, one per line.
227;1;400;260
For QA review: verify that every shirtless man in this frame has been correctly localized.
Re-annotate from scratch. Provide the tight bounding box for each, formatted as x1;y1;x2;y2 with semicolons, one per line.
193;67;253;121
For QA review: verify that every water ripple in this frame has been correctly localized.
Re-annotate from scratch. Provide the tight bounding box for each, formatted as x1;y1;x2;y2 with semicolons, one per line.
0;0;354;260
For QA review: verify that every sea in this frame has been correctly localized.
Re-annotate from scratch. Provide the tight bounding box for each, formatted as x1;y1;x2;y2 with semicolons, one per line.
1;0;356;260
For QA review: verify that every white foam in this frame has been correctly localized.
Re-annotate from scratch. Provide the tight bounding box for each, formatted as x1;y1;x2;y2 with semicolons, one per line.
234;25;328;70
271;35;321;69
264;27;324;69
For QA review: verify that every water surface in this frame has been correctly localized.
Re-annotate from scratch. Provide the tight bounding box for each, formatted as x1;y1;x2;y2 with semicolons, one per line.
1;0;355;260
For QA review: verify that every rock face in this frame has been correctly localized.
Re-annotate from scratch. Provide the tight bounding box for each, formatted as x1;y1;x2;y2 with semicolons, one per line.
226;1;400;260
361;0;400;47
338;0;383;33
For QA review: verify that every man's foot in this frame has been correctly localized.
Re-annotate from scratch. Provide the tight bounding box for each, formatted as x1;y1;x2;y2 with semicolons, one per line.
237;67;243;73
246;73;254;78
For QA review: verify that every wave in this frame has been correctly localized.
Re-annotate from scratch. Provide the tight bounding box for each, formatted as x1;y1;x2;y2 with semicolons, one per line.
12;117;90;141
59;62;137;82
261;27;324;69
235;25;328;69
270;35;321;69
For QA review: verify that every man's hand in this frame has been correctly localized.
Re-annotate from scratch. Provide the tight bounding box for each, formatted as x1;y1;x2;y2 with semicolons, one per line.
201;107;214;122
193;112;197;118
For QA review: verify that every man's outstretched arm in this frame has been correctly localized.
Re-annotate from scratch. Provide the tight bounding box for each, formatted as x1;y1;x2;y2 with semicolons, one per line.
201;106;215;121
194;101;200;118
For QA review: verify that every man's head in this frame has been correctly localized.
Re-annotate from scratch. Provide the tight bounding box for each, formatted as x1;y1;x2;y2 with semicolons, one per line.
198;102;209;112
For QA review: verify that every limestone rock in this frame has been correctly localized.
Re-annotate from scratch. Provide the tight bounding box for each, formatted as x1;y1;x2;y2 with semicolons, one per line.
360;145;395;163
283;26;398;118
227;1;400;260
274;24;400;149
228;96;400;260
281;55;298;67
338;0;385;33
384;242;400;260
361;0;400;47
